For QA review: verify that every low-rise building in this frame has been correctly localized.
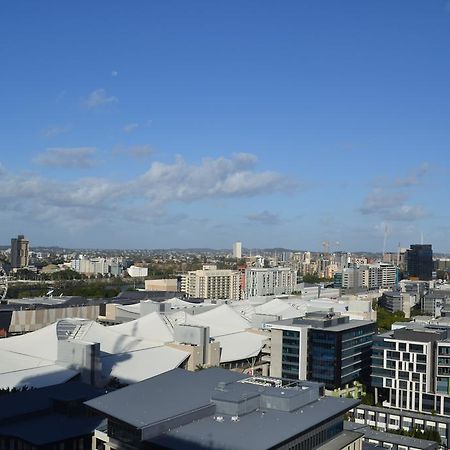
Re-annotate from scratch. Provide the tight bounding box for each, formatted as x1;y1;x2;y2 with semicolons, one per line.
144;278;179;291
86;367;363;450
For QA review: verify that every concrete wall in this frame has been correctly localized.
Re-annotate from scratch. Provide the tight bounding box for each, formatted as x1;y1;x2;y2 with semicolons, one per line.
269;328;283;378
144;279;178;292
9;305;100;333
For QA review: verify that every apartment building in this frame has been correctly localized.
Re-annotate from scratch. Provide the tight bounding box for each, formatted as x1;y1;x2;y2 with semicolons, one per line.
339;263;398;290
372;325;450;416
182;265;241;300
10;234;29;268
244;266;297;298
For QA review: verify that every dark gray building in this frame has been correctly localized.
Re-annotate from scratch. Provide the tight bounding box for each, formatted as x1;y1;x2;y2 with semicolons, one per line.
0;382;105;450
10;234;29;269
407;244;433;281
86;367;363;450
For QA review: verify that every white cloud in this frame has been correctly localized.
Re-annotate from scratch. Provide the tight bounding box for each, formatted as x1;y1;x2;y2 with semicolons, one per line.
246;210;280;225
359;188;427;222
111;70;118;77
42;125;71;138
384;205;428;221
34;147;97;169
113;144;154;158
0;153;294;229
395;162;429;187
359;188;407;215
123;123;139;133
137;154;292;204
83;89;118;109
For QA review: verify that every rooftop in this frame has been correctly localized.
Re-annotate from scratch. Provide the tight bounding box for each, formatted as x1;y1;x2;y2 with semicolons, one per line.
86;367;359;450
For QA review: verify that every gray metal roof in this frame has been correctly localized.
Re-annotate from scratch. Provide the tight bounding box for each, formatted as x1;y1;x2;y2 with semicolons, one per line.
344;422;438;449
85;368;246;428
87;367;358;450
317;430;363;450
148;396;358;450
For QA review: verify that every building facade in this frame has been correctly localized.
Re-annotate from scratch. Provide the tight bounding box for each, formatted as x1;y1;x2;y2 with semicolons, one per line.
244;266;297;298
372;325;450;416
407;244;433;281
182;265;241;300
10;234;29;268
233;241;242;258
270;312;375;390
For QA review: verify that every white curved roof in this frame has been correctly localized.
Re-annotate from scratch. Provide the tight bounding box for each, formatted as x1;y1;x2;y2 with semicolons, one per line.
182;305;252;336
102;346;189;383
254;298;302;319
0;364;78;390
162;297;205;309
215;331;268;363
0;321;60;361
0;318;189;389
116;303;141;315
109;312;174;343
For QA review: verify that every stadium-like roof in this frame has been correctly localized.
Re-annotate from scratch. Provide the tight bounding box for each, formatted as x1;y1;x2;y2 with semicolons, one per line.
0;318;189;389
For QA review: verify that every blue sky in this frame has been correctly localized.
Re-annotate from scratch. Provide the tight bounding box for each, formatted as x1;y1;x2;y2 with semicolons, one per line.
1;0;450;251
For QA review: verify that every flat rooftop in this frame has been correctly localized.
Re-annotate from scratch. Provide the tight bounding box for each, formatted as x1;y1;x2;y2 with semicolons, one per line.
269;316;373;332
86;368;358;450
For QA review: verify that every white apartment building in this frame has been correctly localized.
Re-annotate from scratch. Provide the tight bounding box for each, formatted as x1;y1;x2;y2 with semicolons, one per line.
372;325;450;417
232;241;242;259
127;265;148;278
341;263;398;290
182;265;241;300
244;267;297;298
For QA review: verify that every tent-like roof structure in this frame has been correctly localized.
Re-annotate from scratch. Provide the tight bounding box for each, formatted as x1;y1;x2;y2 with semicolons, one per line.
254;298;303;319
109;312;174;343
0;318;189;389
214;331;269;363
181;304;252;336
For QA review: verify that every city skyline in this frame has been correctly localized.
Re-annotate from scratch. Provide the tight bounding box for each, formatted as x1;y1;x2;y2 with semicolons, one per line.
2;1;450;251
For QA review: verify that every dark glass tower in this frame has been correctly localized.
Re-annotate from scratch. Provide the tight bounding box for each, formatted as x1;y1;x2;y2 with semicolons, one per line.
407;244;433;281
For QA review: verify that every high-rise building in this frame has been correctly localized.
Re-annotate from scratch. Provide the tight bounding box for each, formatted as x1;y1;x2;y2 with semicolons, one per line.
244;266;297;298
232;241;242;259
10;235;29;268
182;265;241;300
407;244;433;281
270;312;375;389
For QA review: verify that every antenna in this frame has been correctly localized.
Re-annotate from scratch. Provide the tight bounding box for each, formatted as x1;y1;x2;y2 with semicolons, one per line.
382;223;388;259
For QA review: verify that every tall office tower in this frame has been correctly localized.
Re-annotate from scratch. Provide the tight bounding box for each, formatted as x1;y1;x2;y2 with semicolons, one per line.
10;235;29;268
407;244;433;281
232;241;242;259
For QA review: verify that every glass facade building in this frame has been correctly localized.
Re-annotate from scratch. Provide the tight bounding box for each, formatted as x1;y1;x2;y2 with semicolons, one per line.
407;244;433;281
274;312;375;390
